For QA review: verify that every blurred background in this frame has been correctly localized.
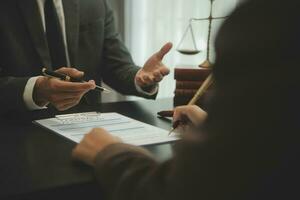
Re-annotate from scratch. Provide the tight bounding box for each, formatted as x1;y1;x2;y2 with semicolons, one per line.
103;0;239;102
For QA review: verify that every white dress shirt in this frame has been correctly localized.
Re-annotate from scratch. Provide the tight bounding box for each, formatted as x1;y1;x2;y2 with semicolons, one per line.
23;0;69;110
23;0;157;110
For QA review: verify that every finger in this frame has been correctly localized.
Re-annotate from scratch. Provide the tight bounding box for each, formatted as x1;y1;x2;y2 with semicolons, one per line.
174;105;207;127
90;128;123;143
52;91;85;100
156;42;173;60
186;105;207;126
173;106;190;123
153;70;164;82
55;101;80;111
143;74;155;85
135;76;144;87
159;66;170;76
56;67;85;78
91;128;108;134
57;95;82;105
136;75;148;87
50;79;95;92
51;95;81;109
56;94;85;110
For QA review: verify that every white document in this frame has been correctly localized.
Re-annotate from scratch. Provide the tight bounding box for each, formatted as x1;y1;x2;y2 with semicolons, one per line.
34;112;179;146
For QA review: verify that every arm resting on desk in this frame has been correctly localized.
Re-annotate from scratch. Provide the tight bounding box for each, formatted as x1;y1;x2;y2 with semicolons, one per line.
94;140;231;200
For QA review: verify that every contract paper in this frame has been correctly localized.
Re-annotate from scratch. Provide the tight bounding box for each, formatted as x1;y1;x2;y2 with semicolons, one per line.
34;112;179;146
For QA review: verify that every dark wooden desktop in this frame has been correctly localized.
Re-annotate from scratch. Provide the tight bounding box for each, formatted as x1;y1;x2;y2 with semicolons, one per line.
0;99;175;200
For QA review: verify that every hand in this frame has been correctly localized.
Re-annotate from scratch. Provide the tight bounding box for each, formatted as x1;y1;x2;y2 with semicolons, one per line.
135;42;173;88
72;128;122;166
33;67;96;111
173;105;207;133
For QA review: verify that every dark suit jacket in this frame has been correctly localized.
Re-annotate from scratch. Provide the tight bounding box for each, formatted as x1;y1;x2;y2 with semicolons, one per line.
0;0;149;113
93;0;300;200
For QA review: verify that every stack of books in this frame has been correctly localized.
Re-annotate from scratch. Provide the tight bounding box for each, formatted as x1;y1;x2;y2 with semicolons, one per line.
174;67;212;107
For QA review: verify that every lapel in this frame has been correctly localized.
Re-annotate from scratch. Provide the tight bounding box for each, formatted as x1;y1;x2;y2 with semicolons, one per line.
62;0;80;67
18;0;52;69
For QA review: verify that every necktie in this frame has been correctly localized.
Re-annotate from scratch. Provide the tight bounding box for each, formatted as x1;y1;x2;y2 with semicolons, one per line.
44;0;67;69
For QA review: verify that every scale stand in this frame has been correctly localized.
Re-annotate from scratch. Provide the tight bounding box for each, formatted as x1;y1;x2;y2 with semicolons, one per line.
176;0;229;68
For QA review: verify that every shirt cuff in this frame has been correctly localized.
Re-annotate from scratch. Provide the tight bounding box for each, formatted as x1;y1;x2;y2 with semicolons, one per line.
134;79;158;96
23;76;47;110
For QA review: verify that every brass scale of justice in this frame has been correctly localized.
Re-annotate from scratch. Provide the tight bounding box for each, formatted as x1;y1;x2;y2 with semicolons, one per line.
159;0;232;123
176;0;229;68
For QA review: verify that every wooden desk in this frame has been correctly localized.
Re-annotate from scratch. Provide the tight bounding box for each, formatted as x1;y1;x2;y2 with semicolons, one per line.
0;99;174;200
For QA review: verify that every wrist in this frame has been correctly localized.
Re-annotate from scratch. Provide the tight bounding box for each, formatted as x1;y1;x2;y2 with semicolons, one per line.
33;77;49;107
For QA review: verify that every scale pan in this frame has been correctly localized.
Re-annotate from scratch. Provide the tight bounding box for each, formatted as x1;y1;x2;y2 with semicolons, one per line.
177;49;201;55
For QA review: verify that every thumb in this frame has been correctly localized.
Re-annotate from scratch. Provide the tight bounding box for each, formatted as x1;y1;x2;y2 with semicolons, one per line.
157;42;173;60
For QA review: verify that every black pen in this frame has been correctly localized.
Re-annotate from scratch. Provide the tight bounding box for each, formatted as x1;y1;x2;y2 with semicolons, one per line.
42;68;111;93
168;115;190;136
168;120;180;136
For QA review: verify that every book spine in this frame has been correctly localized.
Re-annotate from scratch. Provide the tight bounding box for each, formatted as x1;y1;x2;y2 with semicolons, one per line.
173;96;201;107
173;89;213;107
174;89;198;97
173;96;191;106
176;81;203;90
174;68;211;81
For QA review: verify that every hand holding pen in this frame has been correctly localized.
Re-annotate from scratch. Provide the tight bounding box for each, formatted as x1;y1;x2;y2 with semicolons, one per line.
42;68;110;93
158;74;214;118
169;105;207;135
33;67;110;111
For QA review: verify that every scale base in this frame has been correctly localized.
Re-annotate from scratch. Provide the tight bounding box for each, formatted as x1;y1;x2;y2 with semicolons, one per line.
199;60;212;68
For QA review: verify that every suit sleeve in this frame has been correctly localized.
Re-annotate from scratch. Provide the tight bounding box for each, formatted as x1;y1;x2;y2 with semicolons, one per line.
101;0;156;99
0;76;30;114
93;132;287;200
94;143;164;200
94;140;225;200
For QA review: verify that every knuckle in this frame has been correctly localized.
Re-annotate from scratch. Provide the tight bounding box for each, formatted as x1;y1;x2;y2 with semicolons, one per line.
91;128;98;133
154;70;160;75
188;105;196;111
72;67;79;72
176;106;184;111
58;67;67;72
136;77;142;83
49;81;58;90
191;105;198;109
143;75;148;79
93;128;103;133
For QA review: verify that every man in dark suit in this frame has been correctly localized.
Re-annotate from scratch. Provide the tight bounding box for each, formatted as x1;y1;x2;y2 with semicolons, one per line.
73;0;300;199
0;0;172;113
